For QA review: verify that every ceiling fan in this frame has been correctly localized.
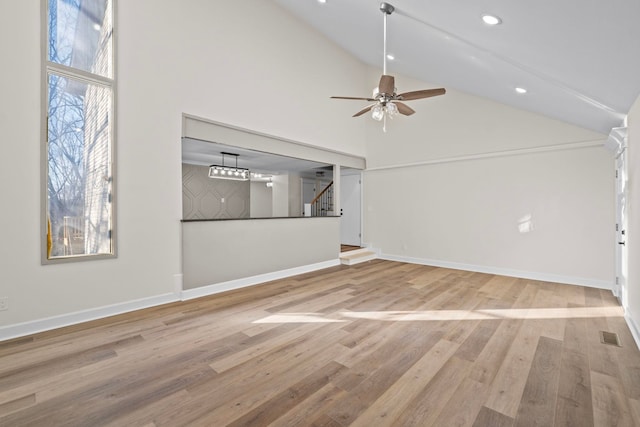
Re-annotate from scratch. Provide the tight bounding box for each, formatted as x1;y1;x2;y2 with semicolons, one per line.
331;2;445;127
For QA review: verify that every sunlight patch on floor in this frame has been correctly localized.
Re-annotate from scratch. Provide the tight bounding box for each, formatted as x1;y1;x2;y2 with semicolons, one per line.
341;306;623;321
252;306;623;324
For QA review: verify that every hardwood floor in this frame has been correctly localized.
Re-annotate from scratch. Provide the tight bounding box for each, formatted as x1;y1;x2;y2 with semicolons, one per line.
1;260;639;426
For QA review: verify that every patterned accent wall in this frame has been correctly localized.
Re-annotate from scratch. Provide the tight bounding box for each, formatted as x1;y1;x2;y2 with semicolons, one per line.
182;163;250;219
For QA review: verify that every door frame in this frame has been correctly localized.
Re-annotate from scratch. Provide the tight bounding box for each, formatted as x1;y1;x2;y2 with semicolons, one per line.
609;126;628;305
615;147;628;305
340;169;363;247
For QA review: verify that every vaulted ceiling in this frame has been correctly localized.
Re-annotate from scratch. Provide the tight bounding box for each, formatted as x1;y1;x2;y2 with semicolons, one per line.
274;0;640;135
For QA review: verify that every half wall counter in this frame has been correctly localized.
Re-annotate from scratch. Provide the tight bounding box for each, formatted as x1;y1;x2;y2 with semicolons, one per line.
182;216;340;290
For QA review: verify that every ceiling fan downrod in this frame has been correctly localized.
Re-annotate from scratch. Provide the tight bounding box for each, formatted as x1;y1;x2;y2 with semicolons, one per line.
380;2;395;76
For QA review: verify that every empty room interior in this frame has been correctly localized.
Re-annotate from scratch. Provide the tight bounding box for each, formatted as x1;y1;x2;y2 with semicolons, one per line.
2;1;640;426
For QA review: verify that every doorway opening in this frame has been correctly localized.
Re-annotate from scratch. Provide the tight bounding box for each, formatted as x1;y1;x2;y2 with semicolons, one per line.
609;126;628;306
340;168;362;251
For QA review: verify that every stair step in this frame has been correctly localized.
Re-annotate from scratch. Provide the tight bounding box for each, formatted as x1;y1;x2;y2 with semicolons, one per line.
340;249;377;265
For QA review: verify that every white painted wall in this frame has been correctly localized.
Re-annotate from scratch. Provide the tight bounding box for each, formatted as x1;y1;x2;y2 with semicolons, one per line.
363;72;614;287
250;182;273;218
289;173;302;217
626;94;640;341
271;175;290;217
0;0;366;331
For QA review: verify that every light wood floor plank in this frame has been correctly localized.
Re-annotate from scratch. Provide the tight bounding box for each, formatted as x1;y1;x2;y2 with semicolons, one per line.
1;260;638;426
391;355;473;426
591;371;636;427
628;397;640;426
225;361;348;426
483;323;541;417
0;393;36;418
268;383;347;427
347;338;458;426
554;310;594;427
433;376;489;427
324;328;444;425
472;406;514;427
514;336;563;427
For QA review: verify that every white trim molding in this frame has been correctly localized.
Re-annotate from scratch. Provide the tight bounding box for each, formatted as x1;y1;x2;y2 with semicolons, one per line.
625;312;640;351
2;257;619;343
0;259;341;342
0;293;180;342
366;139;605;172
379;252;613;290
181;259;341;301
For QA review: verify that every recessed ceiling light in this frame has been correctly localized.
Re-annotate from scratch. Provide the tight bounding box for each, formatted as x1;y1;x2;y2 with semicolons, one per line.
317;0;327;3
481;14;502;25
386;54;395;61
515;87;527;94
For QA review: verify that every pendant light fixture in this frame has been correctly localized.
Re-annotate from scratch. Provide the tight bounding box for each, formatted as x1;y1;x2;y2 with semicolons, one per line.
208;152;250;181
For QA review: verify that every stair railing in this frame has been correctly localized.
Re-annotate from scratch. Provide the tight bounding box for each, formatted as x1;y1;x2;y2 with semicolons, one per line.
310;181;334;216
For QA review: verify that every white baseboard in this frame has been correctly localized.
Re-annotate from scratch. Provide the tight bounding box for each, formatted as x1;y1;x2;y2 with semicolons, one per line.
379;252;613;290
0;292;180;342
1;256;616;343
181;259;341;301
0;260;341;342
624;310;640;351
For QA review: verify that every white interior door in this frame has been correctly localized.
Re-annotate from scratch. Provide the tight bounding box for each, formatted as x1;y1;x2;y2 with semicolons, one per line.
615;149;628;306
340;173;361;246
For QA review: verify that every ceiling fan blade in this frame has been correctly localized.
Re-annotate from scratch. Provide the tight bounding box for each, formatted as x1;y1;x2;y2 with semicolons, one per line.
331;96;376;101
395;102;415;116
378;75;395;95
353;104;376;117
396;88;446;101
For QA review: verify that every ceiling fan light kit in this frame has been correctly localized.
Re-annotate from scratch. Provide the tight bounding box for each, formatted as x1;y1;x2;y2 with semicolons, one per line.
331;2;445;130
481;14;502;26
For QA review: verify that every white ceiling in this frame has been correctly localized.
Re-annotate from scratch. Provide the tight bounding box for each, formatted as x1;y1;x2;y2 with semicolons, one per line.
274;0;640;135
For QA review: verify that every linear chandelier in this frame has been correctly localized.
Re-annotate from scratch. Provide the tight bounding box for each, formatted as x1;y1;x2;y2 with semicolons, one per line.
208;152;250;181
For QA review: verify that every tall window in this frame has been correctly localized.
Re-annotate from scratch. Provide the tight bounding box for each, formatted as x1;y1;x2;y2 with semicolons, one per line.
43;0;115;262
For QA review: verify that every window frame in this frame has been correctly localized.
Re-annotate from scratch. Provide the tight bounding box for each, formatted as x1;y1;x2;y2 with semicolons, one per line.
41;0;117;264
